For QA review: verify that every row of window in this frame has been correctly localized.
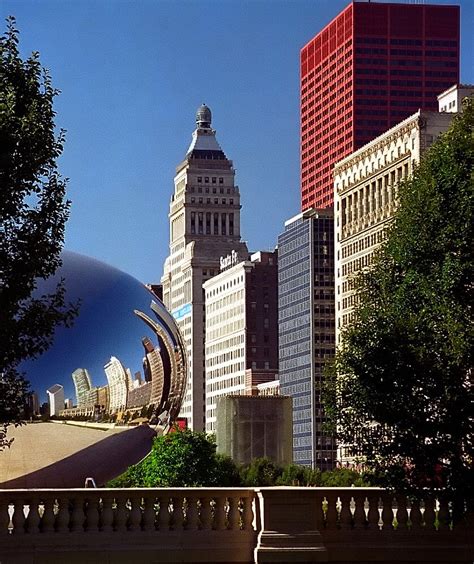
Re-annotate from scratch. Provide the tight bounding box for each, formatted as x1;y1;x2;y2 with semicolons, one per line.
197;176;224;184
356;37;456;48
190;212;234;236
341;251;375;277
190;197;234;205
189;185;231;194
341;230;386;259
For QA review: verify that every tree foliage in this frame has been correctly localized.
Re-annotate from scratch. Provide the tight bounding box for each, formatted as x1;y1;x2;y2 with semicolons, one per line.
108;430;372;488
108;429;242;487
0;17;76;449
325;99;474;496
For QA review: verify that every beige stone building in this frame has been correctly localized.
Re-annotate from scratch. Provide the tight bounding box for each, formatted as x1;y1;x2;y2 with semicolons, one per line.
161;105;248;430
438;83;474;113
334;110;454;345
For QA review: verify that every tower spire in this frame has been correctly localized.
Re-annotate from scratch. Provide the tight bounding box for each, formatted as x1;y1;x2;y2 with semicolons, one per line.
196;103;212;129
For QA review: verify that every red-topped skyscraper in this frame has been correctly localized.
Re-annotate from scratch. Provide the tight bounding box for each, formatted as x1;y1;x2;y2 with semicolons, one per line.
300;1;459;211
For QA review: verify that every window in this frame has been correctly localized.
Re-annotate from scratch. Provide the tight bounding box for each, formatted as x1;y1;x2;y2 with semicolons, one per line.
205;177;209;183
221;213;226;235
212;177;216;184
197;177;202;183
219;177;224;184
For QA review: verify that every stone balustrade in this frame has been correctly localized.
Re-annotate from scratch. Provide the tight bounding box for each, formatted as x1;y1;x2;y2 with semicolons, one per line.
0;487;472;563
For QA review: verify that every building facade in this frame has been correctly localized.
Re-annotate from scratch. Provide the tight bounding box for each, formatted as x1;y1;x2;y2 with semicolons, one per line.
301;1;459;210
161;105;248;430
278;209;336;470
438;83;474;113
204;250;278;432
47;384;65;417
334;110;454;345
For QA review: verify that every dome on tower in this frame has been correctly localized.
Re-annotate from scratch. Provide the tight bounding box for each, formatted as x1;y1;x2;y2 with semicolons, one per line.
196;103;212;128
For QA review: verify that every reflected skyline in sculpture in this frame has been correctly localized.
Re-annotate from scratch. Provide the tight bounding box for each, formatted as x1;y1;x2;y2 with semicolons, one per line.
22;251;187;431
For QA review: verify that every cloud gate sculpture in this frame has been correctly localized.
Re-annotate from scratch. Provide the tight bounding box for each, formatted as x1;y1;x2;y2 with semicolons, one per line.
0;251;187;488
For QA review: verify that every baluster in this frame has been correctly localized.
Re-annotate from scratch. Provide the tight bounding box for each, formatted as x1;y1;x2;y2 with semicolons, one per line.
367;492;381;530
447;500;454;531
114;494;128;532
199;495;211;530
69;495;85;533
11;499;26;535
321;496;329;528
409;498;423;530
241;495;254;531
419;499;427;528
362;496;370;529
391;497;399;530
128;495;142;532
227;495;240;531
141;494;157;532
55;496;70;533
7;503;14;533
349;496;357;529
172;495;184;530
433;498;441;531
335;496;343;528
84;495;100;532
214;495;226;531
157;496;169;531
377;496;385;530
185;496;199;531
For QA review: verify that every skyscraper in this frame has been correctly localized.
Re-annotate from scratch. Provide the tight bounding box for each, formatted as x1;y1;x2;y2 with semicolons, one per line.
161;105;248;430
204;250;278;432
300;1;460;210
278;209;336;469
46;384;65;417
334;109;454;348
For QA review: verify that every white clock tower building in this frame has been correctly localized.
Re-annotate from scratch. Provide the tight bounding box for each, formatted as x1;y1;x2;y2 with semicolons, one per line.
161;105;248;430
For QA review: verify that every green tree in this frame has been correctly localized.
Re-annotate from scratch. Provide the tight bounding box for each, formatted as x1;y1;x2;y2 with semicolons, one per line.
0;17;76;450
239;458;283;487
275;463;322;486
108;428;241;487
325;100;474;497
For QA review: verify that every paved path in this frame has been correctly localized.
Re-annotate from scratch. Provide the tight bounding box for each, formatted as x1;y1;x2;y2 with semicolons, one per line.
0;422;155;488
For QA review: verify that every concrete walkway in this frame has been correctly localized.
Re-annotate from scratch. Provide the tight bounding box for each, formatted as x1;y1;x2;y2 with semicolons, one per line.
0;422;155;488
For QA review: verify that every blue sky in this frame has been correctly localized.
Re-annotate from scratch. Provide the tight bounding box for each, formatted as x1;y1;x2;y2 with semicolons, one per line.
2;0;473;283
